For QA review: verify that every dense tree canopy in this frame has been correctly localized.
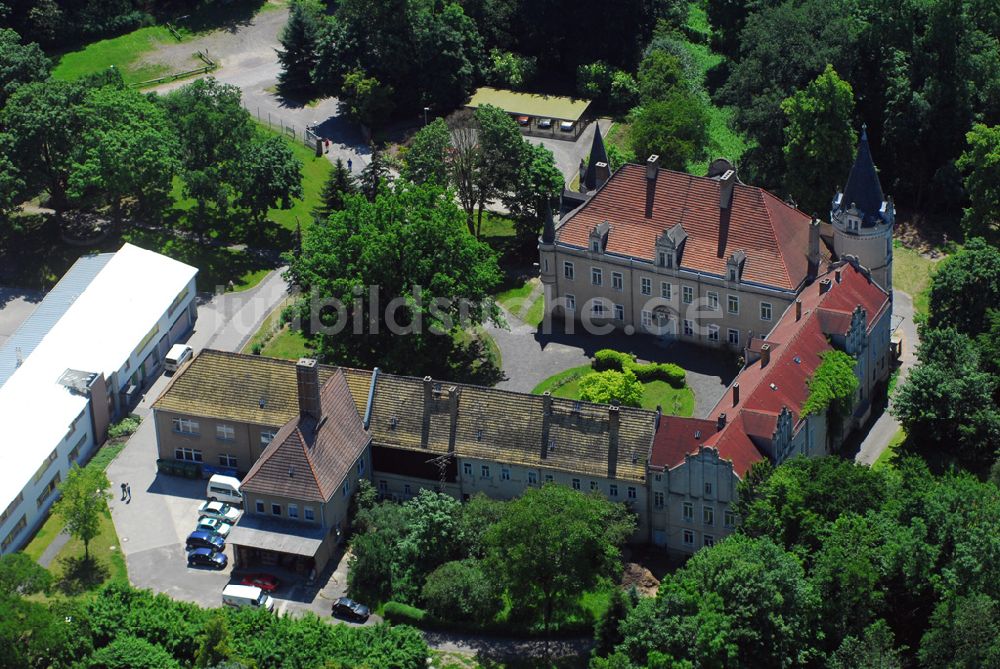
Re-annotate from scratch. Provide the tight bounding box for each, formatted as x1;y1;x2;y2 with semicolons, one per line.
0;28;49;109
956;124;1000;236
53;463;111;561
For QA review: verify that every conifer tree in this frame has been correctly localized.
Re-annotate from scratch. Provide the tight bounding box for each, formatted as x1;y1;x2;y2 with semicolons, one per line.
276;1;320;99
313;158;357;222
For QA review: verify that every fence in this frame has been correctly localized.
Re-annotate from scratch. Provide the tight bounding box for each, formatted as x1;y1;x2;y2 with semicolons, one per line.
244;103;321;150
132;50;217;89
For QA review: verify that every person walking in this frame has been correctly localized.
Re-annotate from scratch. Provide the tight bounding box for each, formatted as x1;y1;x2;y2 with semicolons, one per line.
126;484;131;502
120;482;127;501
347;158;353;172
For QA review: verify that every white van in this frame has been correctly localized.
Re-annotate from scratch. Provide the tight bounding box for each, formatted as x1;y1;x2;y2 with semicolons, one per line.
222;584;275;612
207;474;243;505
164;344;193;373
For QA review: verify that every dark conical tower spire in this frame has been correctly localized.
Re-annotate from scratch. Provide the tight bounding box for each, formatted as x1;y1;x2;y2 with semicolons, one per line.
541;198;555;244
840;125;884;224
583;123;610;191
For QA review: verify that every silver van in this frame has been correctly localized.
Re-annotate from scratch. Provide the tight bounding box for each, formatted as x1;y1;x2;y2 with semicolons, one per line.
164;344;193;373
222;584;274;612
207;474;243;505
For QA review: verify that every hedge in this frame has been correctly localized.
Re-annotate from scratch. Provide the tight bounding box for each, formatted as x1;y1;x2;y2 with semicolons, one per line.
383;602;427;626
591;349;686;388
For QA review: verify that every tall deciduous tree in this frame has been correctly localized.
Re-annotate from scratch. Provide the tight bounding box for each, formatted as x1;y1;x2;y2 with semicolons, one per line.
54;464;111;561
402;118;452;186
0;552;52;595
780;64;857;216
474;104;522;236
506;141;562;250
0;28;49;109
956;124;1000;237
276;1;321;99
926;238;1000;337
231;134;303;225
483;484;634;639
628;92;709;170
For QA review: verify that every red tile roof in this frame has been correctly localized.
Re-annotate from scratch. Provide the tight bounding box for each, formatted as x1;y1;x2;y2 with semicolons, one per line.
556;164;813;290
241;370;371;502
652;262;890;478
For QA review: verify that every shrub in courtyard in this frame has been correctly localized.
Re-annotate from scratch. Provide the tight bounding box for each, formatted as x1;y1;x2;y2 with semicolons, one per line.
421;559;500;622
579;369;644;407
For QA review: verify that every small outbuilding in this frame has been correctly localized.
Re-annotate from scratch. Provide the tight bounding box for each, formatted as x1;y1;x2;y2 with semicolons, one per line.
465;87;592;140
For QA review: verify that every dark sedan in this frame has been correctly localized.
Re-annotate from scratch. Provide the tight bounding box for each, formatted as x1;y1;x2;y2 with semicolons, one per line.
187;548;228;569
331;597;370;623
186;530;225;553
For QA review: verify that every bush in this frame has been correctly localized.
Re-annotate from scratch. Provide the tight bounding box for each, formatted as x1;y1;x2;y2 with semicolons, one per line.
593;349;635;372
579;369;644;407
485;49;537;90
383;601;427;626
421;559;500;623
592;351;686;388
108;415;141;440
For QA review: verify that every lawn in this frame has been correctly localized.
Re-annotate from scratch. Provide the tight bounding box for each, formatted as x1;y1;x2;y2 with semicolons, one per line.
532;364;696;415
872;428;906;472
496;277;545;329
892;240;940;317
261;324;314;360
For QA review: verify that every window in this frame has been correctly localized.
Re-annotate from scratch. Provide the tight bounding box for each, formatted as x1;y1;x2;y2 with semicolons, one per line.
590;481;599;492
2;515;27;551
724;511;736;528
564;262;575;280
463;462;473;476
591;240;601;253
260;431;276;446
591;267;602;286
704;534;715;547
683;529;694;546
609;484;618;497
304;507;315;521
501;467;511;481
614;304;625;321
728;328;740;345
641;277;652;295
379;480;388;493
591;300;606;317
342;480;350;497
218;454;237;468
216;424;235;441
708;325;719;342
545;474;554;483
255;500;265;514
572;478;581;490
565;294;576;311
661;282;672;299
32;448;58;484
357;457;366;475
729;267;737;281
68;434;86;463
760;302;772;321
704;481;713;496
683;502;693;521
288;504;298;519
271;503;282;516
172;417;199;435
641;310;652;328
527;471;537;485
0;493;24;527
660;252;673;268
36;473;61;509
703;506;714;526
683;320;694;336
174;447;202;462
682;286;693;304
612;272;624;291
728;294;739;314
543;258;548;272
481;465;491;479
654;492;664;508
628;486;637;499
404;484;412;495
707;291;719;310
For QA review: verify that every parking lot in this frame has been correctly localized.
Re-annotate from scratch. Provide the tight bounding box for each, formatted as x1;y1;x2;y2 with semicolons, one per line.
106;417;375;624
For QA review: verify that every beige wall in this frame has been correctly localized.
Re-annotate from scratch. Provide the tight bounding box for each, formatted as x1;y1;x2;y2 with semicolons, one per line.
153;409;280;476
542;245;797;349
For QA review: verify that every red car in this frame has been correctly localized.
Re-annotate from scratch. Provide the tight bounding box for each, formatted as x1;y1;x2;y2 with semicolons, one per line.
240;573;280;592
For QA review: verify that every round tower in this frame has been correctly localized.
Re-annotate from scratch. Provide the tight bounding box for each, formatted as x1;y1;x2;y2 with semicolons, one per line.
830;126;895;293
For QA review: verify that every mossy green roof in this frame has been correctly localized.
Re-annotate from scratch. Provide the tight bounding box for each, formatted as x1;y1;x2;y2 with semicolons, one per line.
466;87;592;122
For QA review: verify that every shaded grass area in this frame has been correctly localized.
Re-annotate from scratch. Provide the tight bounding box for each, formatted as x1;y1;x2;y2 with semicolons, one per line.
892;240;940;317
261;324;314;359
872;428;906;472
531;364;695;415
496;277;545;329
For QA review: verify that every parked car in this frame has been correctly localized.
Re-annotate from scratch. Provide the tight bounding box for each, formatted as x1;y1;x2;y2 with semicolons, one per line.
559;120;574;132
206;474;243;505
537;118;553;129
164;344;193;373
196;517;233;538
188;548;228;569
186;530;225;552
197;500;242;524
332;597;370;623
223;584;275;611
240;573;280;592
516;115;530;126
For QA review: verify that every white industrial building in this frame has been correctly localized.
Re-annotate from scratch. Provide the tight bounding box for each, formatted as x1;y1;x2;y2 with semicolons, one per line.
0;244;197;554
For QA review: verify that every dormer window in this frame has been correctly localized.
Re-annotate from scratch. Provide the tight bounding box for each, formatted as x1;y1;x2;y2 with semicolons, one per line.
726;250;746;283
589;221;611;255
591;240;600;253
659;252;673;268
728;268;737;281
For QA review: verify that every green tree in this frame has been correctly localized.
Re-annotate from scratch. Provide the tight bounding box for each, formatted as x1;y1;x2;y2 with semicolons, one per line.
483;484;635;637
637;49;685;105
411;3;482;110
0;552;52;595
421;559;500;622
780;64;857;216
0;138;25;237
919;593;1000;669
70;85;181;222
579;369;644;407
88;635;181;669
0;28;49;109
474;104;522;237
732;458;773;521
402;118;451;186
276;1;321;99
340;69;395;128
927;237;1000;336
577;61;613;101
286;181;501;376
957;124;1000;236
592;587;634;658
484;49;537;90
231;134;303;226
0;594;88;669
54;463;110;561
828;620;904;669
194;614;231;668
629;93;709;171
506;141;563;250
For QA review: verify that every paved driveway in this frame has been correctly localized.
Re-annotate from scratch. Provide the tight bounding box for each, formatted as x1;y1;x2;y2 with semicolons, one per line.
0;287;43;348
525;118;613;184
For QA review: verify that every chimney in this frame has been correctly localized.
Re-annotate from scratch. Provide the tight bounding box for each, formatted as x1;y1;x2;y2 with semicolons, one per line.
645;155;660;219
819;278;832;294
835;268;842;283
732;383;740;407
607;405;620;479
795;299;802;321
808;218;820;262
761;344;771;367
448;386;459;454
719;169;736;210
421;376;433;449
654;404;662;430
295;358;321;420
717;412;727;431
595;161;610;187
540;392;553;460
